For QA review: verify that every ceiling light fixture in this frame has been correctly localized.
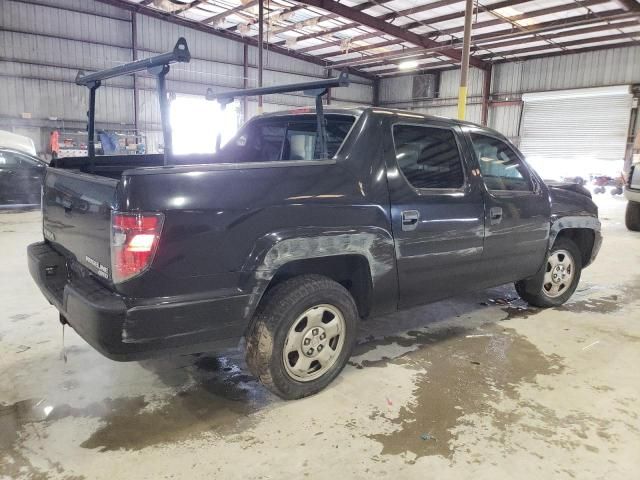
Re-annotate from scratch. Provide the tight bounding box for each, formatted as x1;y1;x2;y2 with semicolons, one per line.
398;60;419;70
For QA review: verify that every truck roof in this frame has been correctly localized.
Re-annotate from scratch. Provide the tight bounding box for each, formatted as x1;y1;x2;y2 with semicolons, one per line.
255;106;505;138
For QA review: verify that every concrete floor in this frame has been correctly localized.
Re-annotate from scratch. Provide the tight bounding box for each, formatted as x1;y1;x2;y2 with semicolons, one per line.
1;197;639;479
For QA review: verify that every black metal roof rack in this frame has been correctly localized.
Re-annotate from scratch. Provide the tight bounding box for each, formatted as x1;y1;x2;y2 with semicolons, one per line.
206;71;350;159
75;37;191;169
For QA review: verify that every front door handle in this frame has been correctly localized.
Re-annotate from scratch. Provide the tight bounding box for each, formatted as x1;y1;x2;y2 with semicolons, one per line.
490;206;503;225
401;210;420;231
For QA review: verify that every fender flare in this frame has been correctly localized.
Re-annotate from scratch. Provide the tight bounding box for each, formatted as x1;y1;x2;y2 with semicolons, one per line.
548;215;601;248
239;226;396;322
519;215;601;295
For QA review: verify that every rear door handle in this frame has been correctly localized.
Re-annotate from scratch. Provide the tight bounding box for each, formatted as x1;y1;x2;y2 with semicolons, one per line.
401;210;420;231
490;206;503;225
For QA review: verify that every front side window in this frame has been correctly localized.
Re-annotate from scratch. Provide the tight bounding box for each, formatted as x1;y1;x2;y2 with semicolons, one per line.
392;124;464;189
215;115;355;163
470;133;533;192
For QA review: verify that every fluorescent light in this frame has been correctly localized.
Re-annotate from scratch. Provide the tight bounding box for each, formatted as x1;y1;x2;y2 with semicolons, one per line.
398;60;419;70
493;6;535;27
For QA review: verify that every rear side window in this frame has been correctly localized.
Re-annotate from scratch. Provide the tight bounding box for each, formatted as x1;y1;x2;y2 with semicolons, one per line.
392;124;464;189
0;151;21;166
216;115;355;163
0;151;38;168
470;133;533;192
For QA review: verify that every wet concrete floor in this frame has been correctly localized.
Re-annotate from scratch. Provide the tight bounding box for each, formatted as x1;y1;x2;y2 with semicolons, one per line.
1;197;639;479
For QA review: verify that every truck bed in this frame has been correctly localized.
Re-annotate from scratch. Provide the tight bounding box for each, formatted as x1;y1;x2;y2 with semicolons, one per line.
52;153;218;178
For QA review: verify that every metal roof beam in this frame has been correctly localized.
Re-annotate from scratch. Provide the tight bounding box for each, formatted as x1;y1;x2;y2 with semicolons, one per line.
617;0;640;12
202;0;259;24
308;0;614;60
329;46;433;68
433;0;612;37
289;0;526;56
475;20;640;51
478;31;639;57
173;0;209;14
267;0;395;39
293;0;490;69
493;39;639;62
325;9;639;70
318;10;637;61
366;59;452;75
468;10;636;43
94;0;377;79
226;4;304;32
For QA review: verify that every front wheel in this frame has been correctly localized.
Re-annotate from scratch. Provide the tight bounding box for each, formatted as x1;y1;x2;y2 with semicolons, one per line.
515;238;583;308
245;275;358;400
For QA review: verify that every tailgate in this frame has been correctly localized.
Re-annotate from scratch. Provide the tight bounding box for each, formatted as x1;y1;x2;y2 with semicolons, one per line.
42;168;118;282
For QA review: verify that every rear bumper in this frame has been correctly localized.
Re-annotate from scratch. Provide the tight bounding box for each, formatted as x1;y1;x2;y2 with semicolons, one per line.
624;188;640;203
28;242;249;361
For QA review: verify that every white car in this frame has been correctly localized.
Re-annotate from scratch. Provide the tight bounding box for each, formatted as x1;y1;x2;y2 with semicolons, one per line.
0;130;37;156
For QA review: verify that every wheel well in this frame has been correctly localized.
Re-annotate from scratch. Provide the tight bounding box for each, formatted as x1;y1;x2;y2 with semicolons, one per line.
555;228;595;266
266;255;373;318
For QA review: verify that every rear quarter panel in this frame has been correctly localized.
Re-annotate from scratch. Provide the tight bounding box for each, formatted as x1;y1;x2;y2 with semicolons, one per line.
116;111;398;319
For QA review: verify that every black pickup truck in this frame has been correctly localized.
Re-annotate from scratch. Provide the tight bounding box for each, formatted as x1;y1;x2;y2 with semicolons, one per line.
28;41;601;399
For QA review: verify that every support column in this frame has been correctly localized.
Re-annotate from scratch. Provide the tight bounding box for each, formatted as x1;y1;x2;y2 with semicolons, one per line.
131;12;139;132
326;68;332;105
457;0;473;120
481;65;492;126
243;43;249;122
372;78;380;107
258;0;264;114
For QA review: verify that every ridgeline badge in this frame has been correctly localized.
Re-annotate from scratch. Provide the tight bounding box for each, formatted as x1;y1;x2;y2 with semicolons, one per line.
85;255;110;279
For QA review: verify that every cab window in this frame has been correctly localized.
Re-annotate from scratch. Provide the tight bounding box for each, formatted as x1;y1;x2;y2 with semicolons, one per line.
392;124;464;189
216;115;355;162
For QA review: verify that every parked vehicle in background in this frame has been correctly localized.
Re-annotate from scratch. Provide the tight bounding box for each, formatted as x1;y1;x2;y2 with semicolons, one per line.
590;174;624;196
561;176;585;186
0;147;46;206
625;161;640;231
0;130;37;157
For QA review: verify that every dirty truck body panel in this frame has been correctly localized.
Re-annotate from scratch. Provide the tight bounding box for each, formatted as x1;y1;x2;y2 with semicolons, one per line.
28;108;601;360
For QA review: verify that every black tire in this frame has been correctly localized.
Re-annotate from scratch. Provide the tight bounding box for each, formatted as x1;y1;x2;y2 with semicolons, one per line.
515;237;583;308
625;201;640;231
245;274;358;400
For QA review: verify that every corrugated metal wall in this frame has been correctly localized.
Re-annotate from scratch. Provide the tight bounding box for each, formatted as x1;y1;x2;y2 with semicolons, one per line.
380;45;640;144
4;0;638;154
0;0;373;152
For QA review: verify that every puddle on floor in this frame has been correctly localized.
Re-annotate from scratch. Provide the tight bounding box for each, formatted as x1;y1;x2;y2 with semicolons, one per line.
558;294;622;315
366;324;564;459
0;354;271;458
2;278;637;471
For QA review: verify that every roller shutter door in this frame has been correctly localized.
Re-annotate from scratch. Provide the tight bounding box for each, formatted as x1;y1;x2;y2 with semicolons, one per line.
520;86;632;176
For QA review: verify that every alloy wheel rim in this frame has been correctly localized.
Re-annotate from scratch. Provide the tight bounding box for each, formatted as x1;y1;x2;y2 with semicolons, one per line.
282;304;346;382
543;249;575;298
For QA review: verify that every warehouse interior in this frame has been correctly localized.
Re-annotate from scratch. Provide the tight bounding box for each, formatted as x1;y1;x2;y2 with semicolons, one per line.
1;0;640;478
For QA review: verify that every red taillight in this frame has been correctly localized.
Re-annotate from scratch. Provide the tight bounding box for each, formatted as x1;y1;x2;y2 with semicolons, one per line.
111;212;164;283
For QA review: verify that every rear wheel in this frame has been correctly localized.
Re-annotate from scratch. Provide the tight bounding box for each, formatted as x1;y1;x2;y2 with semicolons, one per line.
515;238;582;308
245;275;358;400
625;201;640;231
